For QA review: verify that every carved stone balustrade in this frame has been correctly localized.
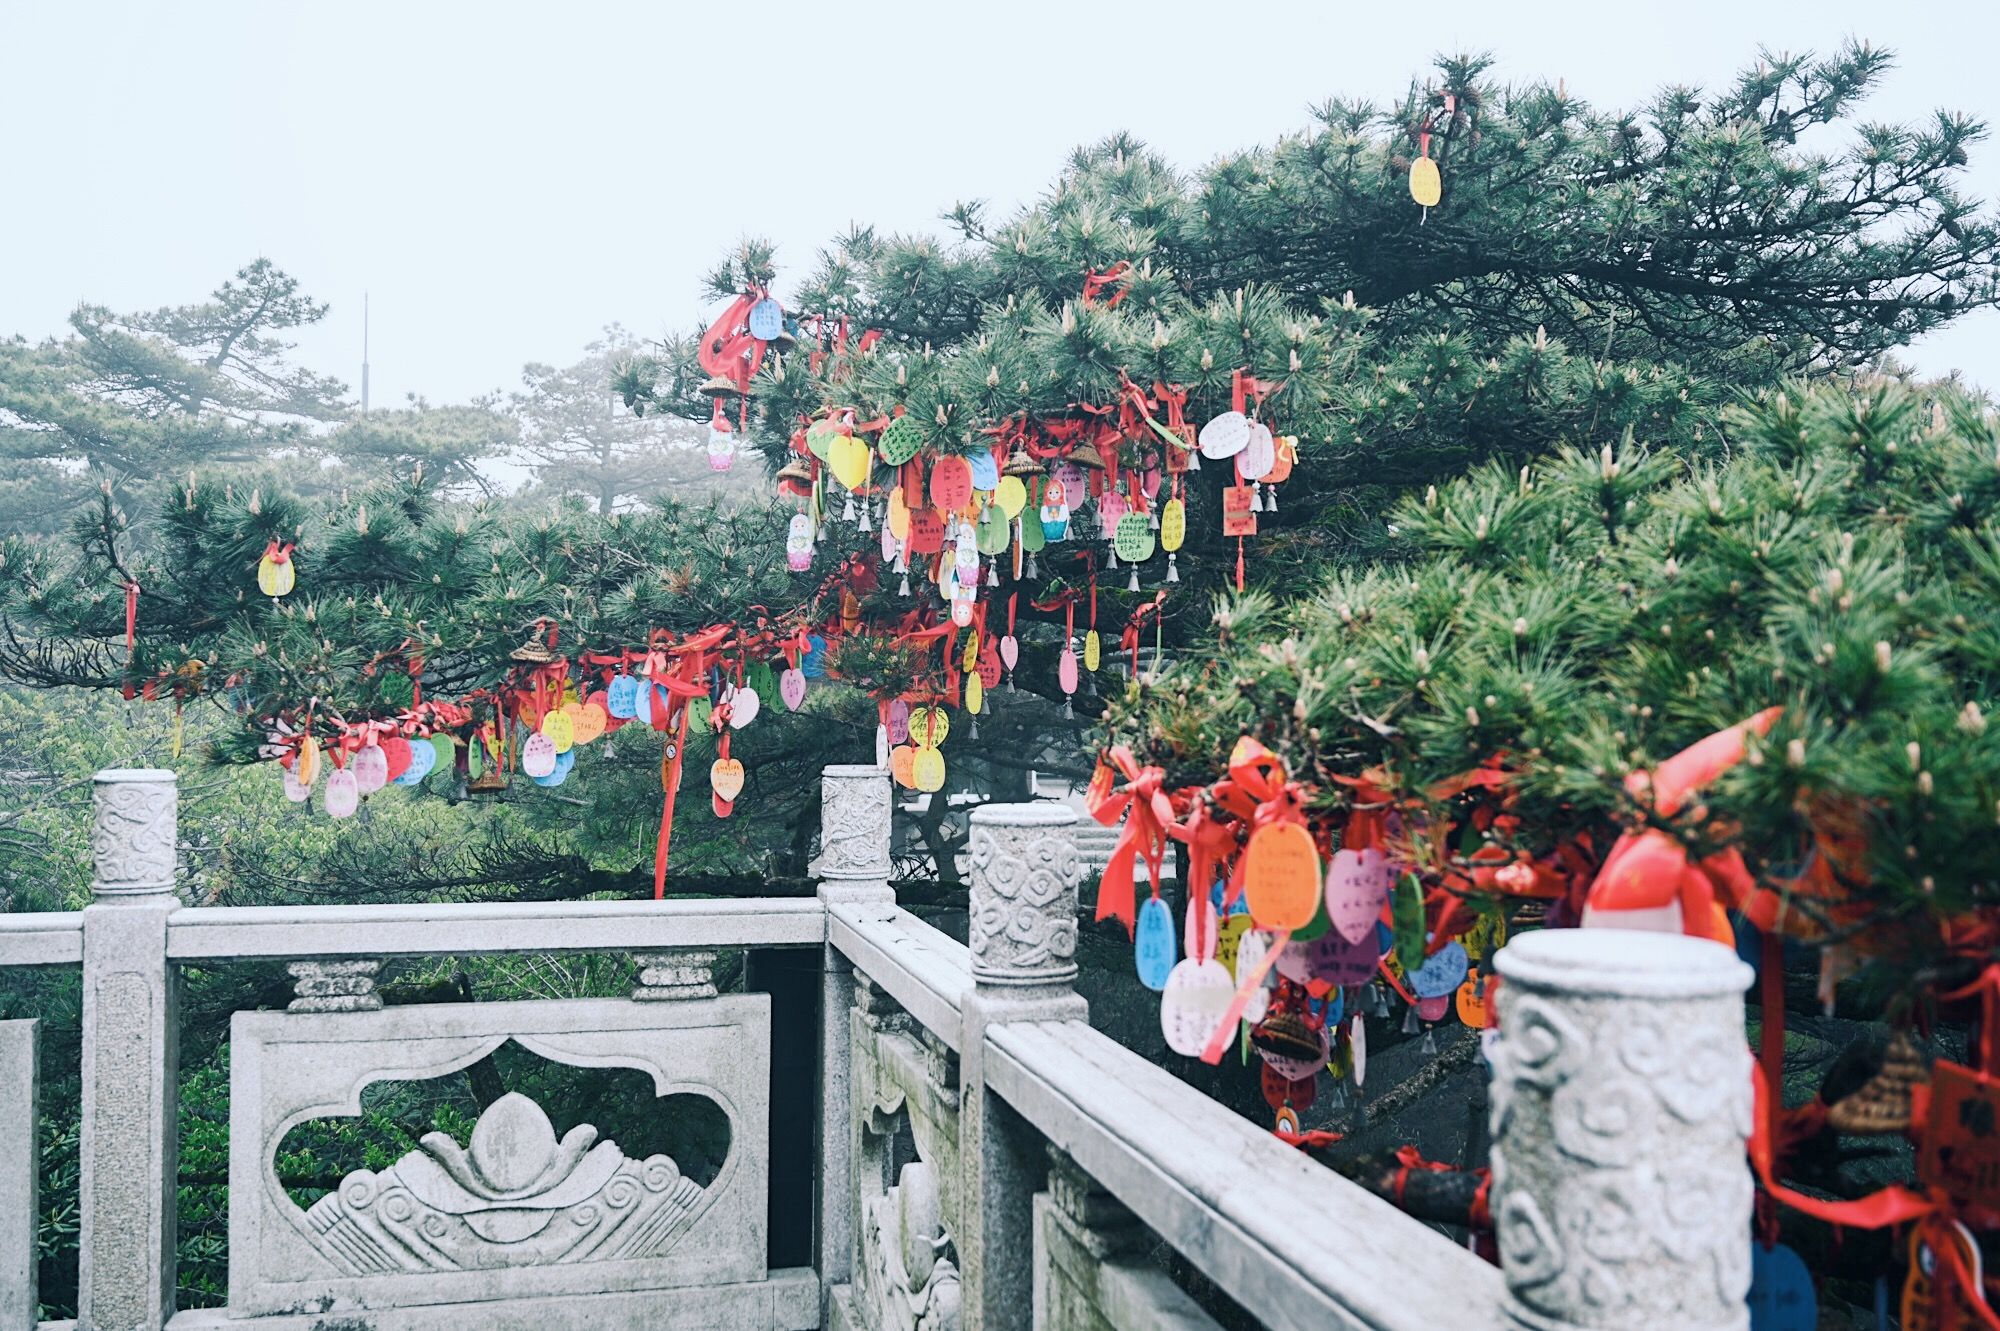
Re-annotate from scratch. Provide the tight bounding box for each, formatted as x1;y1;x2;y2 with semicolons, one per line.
0;764;1757;1331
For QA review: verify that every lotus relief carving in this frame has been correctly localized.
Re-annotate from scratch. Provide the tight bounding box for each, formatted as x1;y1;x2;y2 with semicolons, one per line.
304;1092;714;1272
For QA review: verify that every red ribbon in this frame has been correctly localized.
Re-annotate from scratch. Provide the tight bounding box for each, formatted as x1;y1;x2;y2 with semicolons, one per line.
122;580;139;700
1088;746;1173;935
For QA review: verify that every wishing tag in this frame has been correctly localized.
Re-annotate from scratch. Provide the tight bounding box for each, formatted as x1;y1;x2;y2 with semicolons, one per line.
283;763;312;802
1159;497;1186;553
748;297;784;341
999;635;1019;670
352;742;389;794
1135;896;1176;991
324;768;359;818
965;674;983;715
1215;913;1252;974
572;702;607;744
977;641;1002;689
1235;930;1273;1023
968;448;999;491
908;510;946;555
296;734;322;787
781;667;807;710
1059;648;1078;694
1456;971;1490;1028
710;757;746;801
1113;512;1156;563
540;709;574;753
1198;410;1250;459
887;698;911;744
379;735;412;784
1021;506;1047;550
977;503;1011;554
1326;848;1393;943
1409;153;1441;208
727;685;761;729
1245;823;1321;931
1238;422;1276;480
1748;1243;1816;1331
1161;959;1236;1057
607;673;640;719
890;744;917;788
1921;1060;2000;1211
995;475;1027;518
1304;927;1380;986
830;435;871;491
913;745;945;793
1083;630;1101;673
887;486;912;540
1409;940;1470;999
1392;873;1427;973
878;415;924;466
1350;1015;1368;1087
1184;894;1216;964
931;455;973;512
805;419;839;461
1902;1218;1983;1331
521;732;558;778
397;736;436;786
1222;486;1258;537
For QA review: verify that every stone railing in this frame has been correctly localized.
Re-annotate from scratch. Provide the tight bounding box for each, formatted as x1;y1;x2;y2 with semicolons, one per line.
0;767;1756;1331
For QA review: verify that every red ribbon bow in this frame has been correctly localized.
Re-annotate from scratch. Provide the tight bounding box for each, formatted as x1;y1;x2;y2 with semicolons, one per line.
1088;745;1174;935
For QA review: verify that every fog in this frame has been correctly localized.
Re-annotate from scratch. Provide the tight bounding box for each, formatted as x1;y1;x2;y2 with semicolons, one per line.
4;0;1996;401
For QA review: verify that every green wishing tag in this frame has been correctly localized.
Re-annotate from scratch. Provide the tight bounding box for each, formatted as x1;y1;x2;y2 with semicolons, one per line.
877;415;924;466
1393;872;1426;974
1020;506;1046;552
1113;512;1156;563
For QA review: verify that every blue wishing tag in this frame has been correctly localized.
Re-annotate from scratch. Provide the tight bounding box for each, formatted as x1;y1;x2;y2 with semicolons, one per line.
968;449;1000;491
1409;940;1470;998
1135;896;1176;991
1747;1242;1815;1330
748;298;784;342
606;673;640;719
802;634;829;679
394;738;436;786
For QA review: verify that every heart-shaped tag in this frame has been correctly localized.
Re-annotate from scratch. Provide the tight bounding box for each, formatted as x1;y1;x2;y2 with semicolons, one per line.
1325;848;1393;943
780;667;807;710
1408;940;1470;999
999;635;1019;670
728;685;761;729
710;757;746;802
831;435;872;491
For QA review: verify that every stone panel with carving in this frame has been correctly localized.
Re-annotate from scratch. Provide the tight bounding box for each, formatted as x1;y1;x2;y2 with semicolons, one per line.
305;1092;711;1273
229;996;771;1316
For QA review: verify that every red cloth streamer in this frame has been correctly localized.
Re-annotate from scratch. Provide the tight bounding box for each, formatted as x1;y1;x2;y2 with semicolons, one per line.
122;580;139;699
1087;746;1173;934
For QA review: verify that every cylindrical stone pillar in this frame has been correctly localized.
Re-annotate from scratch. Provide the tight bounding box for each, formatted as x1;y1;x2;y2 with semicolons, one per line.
817;764;894;901
1489;928;1754;1331
89;767;179;896
965;803;1081;994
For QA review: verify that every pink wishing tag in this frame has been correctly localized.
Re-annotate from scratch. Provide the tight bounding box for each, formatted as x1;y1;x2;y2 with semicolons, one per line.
1325;848;1394;943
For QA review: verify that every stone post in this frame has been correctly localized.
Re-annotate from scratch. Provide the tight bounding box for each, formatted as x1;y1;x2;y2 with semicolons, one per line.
814;764;893;1323
816;763;895;905
959;804;1087;1331
1489;927;1754;1331
2;1019;38;1330
78;769;182;1331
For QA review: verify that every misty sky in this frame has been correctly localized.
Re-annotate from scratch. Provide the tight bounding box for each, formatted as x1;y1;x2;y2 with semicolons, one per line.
4;0;1997;406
